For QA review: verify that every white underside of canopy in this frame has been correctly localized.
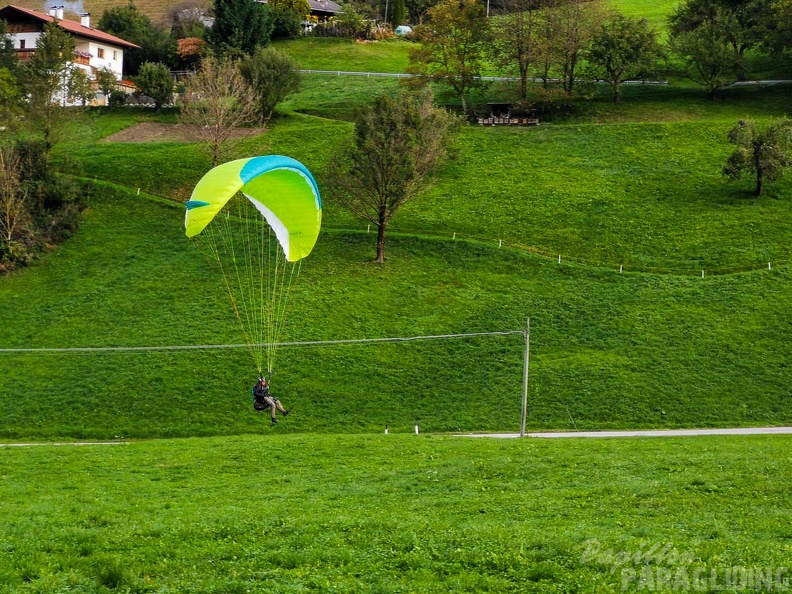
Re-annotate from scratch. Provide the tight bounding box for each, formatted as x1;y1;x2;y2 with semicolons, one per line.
243;193;292;261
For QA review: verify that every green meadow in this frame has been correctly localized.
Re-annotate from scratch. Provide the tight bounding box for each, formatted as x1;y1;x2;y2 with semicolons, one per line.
1;435;791;593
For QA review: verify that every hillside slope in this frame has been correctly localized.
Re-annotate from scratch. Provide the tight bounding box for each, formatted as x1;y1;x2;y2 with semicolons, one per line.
1;176;791;439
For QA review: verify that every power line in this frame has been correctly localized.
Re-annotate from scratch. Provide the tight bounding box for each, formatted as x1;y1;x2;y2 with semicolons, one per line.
0;330;526;354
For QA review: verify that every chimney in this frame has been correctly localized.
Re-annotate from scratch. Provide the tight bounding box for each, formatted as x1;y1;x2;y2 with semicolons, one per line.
55;6;64;19
48;7;57;16
80;13;90;27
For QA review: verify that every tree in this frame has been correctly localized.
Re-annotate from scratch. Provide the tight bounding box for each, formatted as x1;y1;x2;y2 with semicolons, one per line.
0;22;21;130
335;3;372;39
239;47;301;122
134;61;174;108
268;0;310;38
544;0;605;95
0;19;17;73
180;56;257;166
95;66;119;102
207;0;275;57
175;37;207;70
327;89;458;262
670;13;742;98
0;69;21;130
764;0;792;54
391;0;407;26
407;0;489;114
669;0;774;79
20;22;82;160
98;3;170;75
405;0;437;24
490;0;540;101
587;13;663;104
0;145;31;258
724;119;792;196
268;0;310;16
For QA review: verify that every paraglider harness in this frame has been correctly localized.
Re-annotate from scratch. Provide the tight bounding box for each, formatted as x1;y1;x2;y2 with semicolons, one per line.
252;377;272;411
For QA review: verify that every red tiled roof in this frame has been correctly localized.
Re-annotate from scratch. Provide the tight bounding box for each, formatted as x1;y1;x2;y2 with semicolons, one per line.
0;5;141;49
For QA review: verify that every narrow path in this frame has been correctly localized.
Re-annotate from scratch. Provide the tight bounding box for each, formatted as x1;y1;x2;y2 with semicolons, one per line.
459;427;792;438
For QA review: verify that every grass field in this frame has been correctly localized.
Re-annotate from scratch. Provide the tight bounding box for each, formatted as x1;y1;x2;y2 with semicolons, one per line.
2;167;792;439
1;434;791;593
3;18;792;594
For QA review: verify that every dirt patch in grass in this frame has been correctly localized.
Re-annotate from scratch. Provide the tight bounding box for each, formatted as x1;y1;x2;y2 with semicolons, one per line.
103;122;266;143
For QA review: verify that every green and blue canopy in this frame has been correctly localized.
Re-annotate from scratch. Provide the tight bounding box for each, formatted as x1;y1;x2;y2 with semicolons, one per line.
185;155;322;262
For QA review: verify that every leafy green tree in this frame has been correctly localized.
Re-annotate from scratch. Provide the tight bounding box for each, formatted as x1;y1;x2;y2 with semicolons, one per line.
670;12;741;98
763;0;792;54
98;3;170;75
669;0;774;79
207;0;275;56
724;119;792;196
180;56;257;166
335;3;372;39
0;68;21;129
95;66;119;103
0;21;21;130
587;13;663;104
0;19;18;73
240;47;302;122
391;0;407;26
327;89;458;262
134;62;174;108
269;0;310;15
407;0;489;114
269;0;310;38
67;68;94;106
269;7;301;39
20;22;82;160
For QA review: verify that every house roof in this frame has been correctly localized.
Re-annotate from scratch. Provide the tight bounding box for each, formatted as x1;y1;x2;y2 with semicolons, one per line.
308;0;342;13
0;5;141;49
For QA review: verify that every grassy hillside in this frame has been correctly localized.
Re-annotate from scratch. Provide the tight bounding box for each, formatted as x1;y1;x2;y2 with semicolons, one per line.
1;434;790;592
2;159;792;438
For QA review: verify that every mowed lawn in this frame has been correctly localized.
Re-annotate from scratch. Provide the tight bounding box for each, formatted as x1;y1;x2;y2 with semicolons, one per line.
0;434;790;593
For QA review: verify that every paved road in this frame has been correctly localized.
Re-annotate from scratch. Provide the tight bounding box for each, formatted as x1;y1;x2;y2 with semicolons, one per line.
3;427;791;446
459;427;792;438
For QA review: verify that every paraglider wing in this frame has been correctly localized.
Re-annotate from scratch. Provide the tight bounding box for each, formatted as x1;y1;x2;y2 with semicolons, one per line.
184;155;322;375
185;155;322;261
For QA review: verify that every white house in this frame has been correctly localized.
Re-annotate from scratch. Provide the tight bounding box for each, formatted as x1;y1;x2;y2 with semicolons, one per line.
0;4;140;104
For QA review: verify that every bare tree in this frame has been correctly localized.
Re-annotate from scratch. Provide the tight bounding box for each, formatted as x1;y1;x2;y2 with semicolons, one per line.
327;89;458;262
180;56;258;167
0;145;30;250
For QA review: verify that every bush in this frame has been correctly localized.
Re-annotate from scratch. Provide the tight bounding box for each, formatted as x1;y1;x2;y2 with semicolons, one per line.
0;139;91;272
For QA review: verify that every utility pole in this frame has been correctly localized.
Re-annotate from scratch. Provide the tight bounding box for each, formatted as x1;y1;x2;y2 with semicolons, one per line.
520;317;530;437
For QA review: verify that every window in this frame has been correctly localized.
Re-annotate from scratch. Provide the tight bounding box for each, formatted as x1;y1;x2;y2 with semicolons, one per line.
97;48;104;59
113;50;117;60
19;39;25;49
